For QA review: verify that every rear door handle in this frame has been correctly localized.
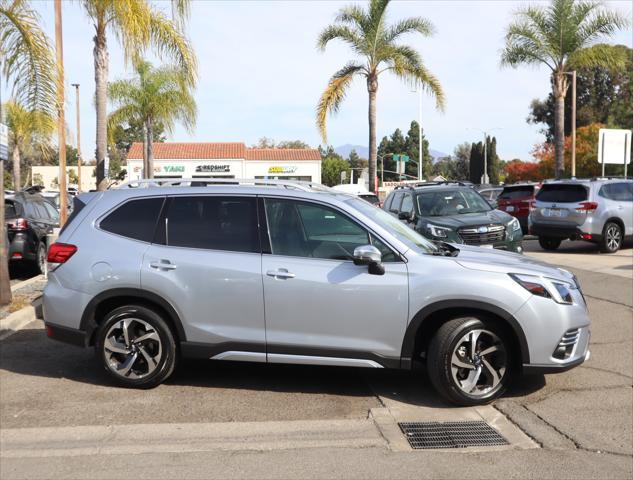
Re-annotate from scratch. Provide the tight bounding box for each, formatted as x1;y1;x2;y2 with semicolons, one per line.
266;269;295;279
150;260;177;271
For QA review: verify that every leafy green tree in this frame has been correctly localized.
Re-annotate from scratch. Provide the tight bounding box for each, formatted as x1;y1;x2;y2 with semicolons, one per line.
4;100;54;189
0;0;56;113
501;0;629;178
316;0;444;192
80;0;197;190
528;44;633;140
321;157;351;186
108;60;196;179
377;121;430;181
469;136;500;184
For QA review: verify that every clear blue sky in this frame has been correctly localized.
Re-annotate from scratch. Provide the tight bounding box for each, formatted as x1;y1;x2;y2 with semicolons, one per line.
9;0;633;161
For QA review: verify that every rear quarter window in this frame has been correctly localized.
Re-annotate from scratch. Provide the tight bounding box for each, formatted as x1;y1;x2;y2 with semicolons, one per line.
537;184;588;203
498;186;535;200
4;201;18;219
99;197;165;242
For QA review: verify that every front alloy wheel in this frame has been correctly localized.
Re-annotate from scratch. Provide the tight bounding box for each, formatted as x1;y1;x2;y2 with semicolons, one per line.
428;317;510;406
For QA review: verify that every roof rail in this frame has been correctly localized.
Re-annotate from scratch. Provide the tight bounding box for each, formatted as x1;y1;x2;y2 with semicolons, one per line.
393;181;474;190
115;177;332;192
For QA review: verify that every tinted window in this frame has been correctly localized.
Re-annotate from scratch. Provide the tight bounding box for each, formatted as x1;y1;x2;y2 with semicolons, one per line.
537;184;587;203
359;194;380;205
5;201;17;219
600;183;633;201
33;202;50;219
389;192;404;212
23;201;37;218
100;197;164;242
166;196;259;253
42;202;60;223
265;198;369;260
400;194;414;214
383;193;393;211
498;186;535;200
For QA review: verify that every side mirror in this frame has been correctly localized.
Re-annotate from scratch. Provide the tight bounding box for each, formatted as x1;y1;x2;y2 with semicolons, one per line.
398;211;414;222
353;245;385;275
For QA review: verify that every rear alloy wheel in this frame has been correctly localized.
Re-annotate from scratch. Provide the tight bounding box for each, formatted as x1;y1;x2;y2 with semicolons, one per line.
96;305;177;388
35;242;47;274
600;222;622;253
428;317;510;406
538;237;561;251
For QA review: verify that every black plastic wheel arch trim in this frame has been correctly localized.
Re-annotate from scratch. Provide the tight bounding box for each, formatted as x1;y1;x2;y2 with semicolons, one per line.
400;300;530;369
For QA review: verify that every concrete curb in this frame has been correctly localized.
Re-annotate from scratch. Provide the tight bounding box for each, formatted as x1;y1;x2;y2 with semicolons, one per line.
0;419;387;458
10;274;45;293
0;301;40;341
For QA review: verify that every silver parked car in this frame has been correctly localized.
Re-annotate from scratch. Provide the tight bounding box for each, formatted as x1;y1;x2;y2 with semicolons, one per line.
43;179;591;405
529;178;633;253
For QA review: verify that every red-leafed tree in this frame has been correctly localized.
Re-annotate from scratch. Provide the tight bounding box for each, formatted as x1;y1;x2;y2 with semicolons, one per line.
504;160;543;183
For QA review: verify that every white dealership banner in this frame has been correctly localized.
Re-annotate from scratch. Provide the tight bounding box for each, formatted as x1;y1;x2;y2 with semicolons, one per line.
598;129;631;165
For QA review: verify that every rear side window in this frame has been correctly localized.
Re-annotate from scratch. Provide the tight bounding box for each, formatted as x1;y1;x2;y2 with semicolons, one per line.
498;186;534;200
166;196;259;253
599;183;633;201
537;184;588;203
400;194;414;214
100;197;164;242
389;192;404;212
4;201;17;219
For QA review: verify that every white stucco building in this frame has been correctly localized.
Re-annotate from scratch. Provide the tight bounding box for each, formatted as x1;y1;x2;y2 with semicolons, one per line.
126;142;322;182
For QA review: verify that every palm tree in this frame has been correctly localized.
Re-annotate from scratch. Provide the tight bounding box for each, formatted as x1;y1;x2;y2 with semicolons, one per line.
0;0;56;114
4;100;54;189
79;0;197;190
316;0;444;193
0;0;56;306
501;0;629;179
108;60;196;179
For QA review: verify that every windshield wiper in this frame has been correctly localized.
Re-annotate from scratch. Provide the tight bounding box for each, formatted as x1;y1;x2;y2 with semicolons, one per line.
430;241;460;257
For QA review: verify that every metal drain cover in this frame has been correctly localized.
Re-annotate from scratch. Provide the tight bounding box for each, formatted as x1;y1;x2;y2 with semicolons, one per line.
398;421;509;449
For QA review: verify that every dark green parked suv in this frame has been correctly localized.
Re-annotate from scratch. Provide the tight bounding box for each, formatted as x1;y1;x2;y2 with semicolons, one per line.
383;183;524;253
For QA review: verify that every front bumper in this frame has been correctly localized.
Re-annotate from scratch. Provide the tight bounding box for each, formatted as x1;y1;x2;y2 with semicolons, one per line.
514;288;591;374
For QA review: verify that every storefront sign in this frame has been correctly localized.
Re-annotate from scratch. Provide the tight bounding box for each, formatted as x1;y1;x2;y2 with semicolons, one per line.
268;166;297;174
195;164;231;173
132;164;185;174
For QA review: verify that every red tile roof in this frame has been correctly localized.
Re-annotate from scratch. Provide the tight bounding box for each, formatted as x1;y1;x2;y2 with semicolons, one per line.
127;142;246;159
127;142;321;161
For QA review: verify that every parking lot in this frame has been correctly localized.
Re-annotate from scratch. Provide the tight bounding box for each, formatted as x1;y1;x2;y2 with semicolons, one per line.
1;238;632;479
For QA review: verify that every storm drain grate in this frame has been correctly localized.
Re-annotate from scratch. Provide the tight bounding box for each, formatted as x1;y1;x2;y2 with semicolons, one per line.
398;421;509;449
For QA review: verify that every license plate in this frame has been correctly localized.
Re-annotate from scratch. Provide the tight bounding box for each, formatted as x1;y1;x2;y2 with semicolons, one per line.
543;208;568;218
505;205;515;212
480;244;494;249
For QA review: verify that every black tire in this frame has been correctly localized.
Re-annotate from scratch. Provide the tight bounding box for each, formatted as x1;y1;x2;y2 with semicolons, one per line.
600;221;622;253
427;317;511;406
95;305;177;389
538;237;561;251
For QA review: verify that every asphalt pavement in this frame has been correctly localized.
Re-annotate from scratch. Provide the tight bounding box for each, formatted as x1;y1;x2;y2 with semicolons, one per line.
1;239;632;479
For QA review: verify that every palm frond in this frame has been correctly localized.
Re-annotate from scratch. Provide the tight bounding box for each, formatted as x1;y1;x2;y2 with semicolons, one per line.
335;4;368;32
0;0;57;114
317;24;364;53
316;62;364;143
383;17;435;43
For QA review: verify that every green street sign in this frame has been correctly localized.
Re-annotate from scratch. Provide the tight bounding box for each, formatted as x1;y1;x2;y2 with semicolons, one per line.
392;154;410;162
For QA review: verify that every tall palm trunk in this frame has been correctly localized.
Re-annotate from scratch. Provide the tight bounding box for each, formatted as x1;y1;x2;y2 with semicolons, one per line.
553;73;567;179
146;120;154;179
12;147;21;191
367;75;378;193
93;25;109;191
142;124;149;178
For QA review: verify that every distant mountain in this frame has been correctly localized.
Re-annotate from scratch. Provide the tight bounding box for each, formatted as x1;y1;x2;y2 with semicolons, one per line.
334;144;448;162
334;144;369;159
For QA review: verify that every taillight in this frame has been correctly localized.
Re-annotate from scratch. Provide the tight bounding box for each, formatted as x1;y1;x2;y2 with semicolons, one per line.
47;243;77;264
575;202;598;213
8;218;29;231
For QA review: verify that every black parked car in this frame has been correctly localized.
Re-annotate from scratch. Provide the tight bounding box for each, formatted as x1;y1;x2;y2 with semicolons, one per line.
5;192;59;273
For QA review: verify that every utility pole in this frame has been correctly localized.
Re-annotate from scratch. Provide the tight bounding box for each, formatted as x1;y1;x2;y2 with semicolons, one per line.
55;0;68;225
71;83;81;192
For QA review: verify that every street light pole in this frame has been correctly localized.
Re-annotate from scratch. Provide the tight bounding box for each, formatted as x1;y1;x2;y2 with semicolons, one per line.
54;0;68;225
71;83;81;192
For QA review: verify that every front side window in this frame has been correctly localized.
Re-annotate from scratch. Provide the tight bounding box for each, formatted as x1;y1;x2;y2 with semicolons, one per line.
100;197;165;242
166;196;259;253
265;198;394;261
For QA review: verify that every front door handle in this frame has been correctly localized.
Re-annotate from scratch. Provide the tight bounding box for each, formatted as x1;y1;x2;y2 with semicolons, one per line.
150;260;177;271
266;269;296;279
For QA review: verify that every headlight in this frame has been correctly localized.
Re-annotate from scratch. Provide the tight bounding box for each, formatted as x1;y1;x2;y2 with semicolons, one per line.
508;217;521;232
509;273;575;305
426;224;451;238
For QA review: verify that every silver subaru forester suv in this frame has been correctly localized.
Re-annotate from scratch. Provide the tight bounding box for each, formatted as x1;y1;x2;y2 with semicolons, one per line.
43;179;591;406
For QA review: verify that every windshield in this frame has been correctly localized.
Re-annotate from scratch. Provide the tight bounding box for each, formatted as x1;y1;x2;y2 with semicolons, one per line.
417;189;492;216
345;197;437;253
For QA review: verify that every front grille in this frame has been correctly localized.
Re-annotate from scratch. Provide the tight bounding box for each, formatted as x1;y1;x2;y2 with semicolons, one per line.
553;328;580;359
458;224;506;245
398;421;509;449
